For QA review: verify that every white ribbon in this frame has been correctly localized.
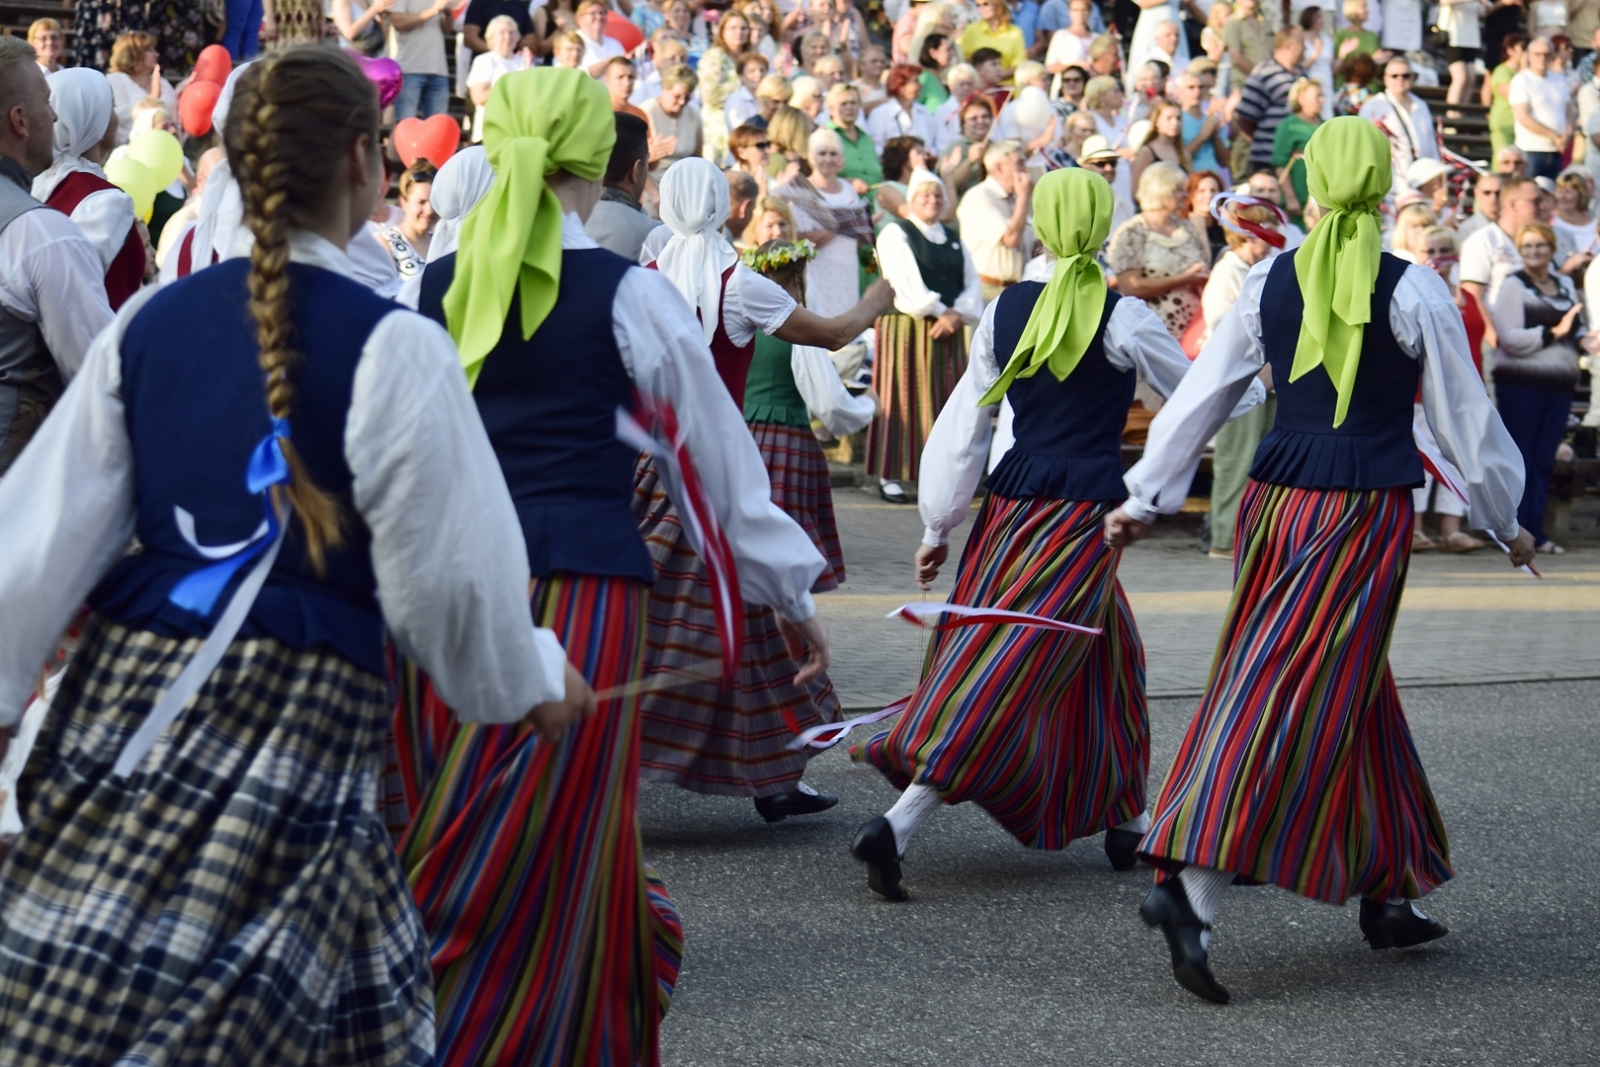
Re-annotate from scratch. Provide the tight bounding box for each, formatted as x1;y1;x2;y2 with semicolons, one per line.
785;697;911;751
888;601;1104;637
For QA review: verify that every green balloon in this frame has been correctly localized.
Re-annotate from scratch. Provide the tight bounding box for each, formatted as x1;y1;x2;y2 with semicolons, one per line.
104;157;157;222
128;129;184;190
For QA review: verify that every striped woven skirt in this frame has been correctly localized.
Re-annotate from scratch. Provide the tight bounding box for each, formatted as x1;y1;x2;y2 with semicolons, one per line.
1139;481;1452;904
390;574;683;1067
866;313;968;483
750;419;845;592
0;615;432;1066
632;456;842;797
860;496;1148;849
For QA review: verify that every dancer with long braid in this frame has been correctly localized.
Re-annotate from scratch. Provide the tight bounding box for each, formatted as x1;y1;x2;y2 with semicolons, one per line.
0;49;583;1064
1109;117;1535;1004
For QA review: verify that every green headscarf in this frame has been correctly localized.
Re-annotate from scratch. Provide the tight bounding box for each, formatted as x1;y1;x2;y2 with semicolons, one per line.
977;168;1114;407
443;68;616;386
1290;116;1391;427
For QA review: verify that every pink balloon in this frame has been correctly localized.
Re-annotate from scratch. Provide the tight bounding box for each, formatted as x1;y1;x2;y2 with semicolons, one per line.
351;53;404;109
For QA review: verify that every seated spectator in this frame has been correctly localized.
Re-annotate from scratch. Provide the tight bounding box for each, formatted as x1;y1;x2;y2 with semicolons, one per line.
931;61;980;152
1108;160;1210;342
1389;201;1438;262
970;47;1011;108
1272;77;1323;227
859;43;892;112
747;72;794;130
552;30;586;69
1130;101;1190;194
767;103;816;182
939;93;996;199
773;127;874;316
644;65;703;179
577;0;625;76
28;18;63;74
1496;144;1528;177
876;135;940;222
632;33;689;104
961;0;1027;82
461;0;536;55
726;51;771;128
104;33;177;145
730;123;775;196
1334;0;1379;59
826;83;882;193
467;16;532;140
916;33;954;109
1184;168;1227;263
1334;51;1378;115
604;57;648;122
867;63;939;152
995;61;1056;153
1045;0;1096;79
375;161;438;281
742;194;797;248
791;74;826;120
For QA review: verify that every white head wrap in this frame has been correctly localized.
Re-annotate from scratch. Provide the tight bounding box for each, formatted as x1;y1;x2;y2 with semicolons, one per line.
656;157;739;345
426;146;496;263
31;68;114;202
906;166;942;199
189;61;251;266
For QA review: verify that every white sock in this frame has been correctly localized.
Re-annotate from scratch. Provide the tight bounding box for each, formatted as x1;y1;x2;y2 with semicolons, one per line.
1116;811;1151;834
884;783;942;856
1381;895;1430;920
1178;865;1233;926
796;780;820;797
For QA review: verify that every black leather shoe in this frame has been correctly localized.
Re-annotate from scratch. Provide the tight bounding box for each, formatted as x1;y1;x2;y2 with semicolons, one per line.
753;786;839;824
1139;879;1230;1004
1359;898;1449;950
878;481;909;503
850;816;909;901
1104;828;1142;871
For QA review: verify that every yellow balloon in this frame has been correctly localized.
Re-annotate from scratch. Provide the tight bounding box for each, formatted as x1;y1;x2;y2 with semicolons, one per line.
104;157;157;222
129;129;184;189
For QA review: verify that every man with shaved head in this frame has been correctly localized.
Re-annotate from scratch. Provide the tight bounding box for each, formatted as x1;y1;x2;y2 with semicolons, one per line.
0;37;112;472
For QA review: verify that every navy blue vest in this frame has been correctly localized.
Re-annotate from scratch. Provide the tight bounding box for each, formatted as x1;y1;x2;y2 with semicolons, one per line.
89;260;391;674
986;283;1133;502
420;249;653;582
1249;249;1422;490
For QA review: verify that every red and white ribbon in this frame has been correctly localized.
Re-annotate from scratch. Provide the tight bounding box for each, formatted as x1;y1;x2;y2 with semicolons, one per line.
618;397;745;684
1208;192;1287;250
888;601;1104;636
784;696;911;751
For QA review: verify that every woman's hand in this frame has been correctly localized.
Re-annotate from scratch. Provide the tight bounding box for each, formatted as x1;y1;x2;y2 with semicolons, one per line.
523;662;598;745
927;308;963;339
1337;35;1360;58
1103;507;1150;548
914;543;948;589
775;614;831;685
967;141;985;163
1182;260;1210;288
850;177;870;195
1553;301;1583;339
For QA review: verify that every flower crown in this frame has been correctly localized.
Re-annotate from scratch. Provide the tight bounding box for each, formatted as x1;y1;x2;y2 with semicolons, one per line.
741;239;817;274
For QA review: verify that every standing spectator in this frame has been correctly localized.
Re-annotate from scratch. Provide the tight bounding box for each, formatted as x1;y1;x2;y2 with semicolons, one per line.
867;63;941;151
1457;171;1503;239
1300;7;1335;115
791;74;826;120
1129;5;1190;81
387;0;453;120
604;58;648;122
467;17;532;140
1130;101;1190;192
1272;77;1323;227
1510;37;1571;179
28;19;64;75
932;62;980;151
1334;51;1379;114
1574;3;1600;71
1489;219;1588;553
1438;0;1487;106
814;53;848;91
1485;32;1526;158
1185;167;1227;262
876;135;939;221
1234;28;1305;176
827;83;884;192
915;34;955;109
1460;173;1540;306
644;65;703;179
957;140;1035;301
1334;0;1379;58
749;72;794;130
940;93;997;196
1358;56;1439;192
727;52;771;128
1531;0;1568;40
729;123;774;196
1176;70;1227;179
1045;0;1097;79
961;0;1029;81
576;0;624;77
699;9;751;164
461;0;537;54
1223;0;1270;91
104;33;178;146
1552;168;1598;254
1497;144;1529;174
1107;160;1209;341
588;114;656;259
859;44;892;111
726;168;761;242
1381;0;1424;52
631;0;668;41
775;127;874;316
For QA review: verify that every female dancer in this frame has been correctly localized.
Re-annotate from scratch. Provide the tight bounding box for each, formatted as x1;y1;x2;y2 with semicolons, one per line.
1110;118;1534;1004
0;49;583;1065
850;168;1263;902
637;156;890;821
407;74;833;1065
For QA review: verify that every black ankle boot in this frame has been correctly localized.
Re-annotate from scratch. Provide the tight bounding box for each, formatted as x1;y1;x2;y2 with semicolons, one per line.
1359;898;1448;950
1139;879;1229;1004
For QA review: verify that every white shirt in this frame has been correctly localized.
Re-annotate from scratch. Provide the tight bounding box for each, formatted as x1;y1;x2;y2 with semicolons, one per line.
1358;91;1439;183
875;216;984;321
1509;69;1570;152
918;291;1264;546
957;177;1033;283
0;201;114;381
565;212;824;620
104;72;178;146
864;99;939;155
725;84;761;130
1121;257;1526;542
466;50;530;141
1490;266;1586;358
1459;219;1521;294
581;31;624;72
0;231;570;729
931;94;965;156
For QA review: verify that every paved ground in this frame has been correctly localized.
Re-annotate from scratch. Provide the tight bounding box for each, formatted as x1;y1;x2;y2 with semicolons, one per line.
642;492;1600;1066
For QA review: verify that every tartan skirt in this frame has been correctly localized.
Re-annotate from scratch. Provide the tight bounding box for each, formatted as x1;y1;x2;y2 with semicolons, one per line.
865;313;968;483
860;496;1149;850
0;614;432;1067
1140;481;1453;904
632;456;842;797
749;419;846;592
391;574;682;1067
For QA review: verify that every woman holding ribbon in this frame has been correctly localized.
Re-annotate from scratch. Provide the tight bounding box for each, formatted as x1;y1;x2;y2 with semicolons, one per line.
635;156;891;822
848;168;1263;903
0;49;586;1065
1110;117;1535;1005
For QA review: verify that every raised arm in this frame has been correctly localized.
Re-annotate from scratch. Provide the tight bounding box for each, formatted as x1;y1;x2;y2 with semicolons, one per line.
774;277;897;349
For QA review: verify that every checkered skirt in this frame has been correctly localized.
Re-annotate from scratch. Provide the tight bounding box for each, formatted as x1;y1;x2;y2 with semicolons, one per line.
0;614;432;1067
748;420;845;592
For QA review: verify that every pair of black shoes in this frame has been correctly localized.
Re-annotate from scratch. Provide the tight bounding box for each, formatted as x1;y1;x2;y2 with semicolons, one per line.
753;785;839;824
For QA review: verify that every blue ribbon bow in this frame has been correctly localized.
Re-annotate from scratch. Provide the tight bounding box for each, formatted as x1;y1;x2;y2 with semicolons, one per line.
167;417;293;616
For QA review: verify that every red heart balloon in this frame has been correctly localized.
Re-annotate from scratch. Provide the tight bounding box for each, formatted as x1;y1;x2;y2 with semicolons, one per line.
179;79;222;136
192;44;232;87
606;12;643;53
393;114;461;169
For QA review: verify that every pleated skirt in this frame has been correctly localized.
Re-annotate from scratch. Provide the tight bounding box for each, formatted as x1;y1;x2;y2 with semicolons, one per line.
0;615;432;1067
750;419;846;592
632;455;842;797
1139;481;1453;904
866;313;968;483
390;574;683;1067
861;496;1149;849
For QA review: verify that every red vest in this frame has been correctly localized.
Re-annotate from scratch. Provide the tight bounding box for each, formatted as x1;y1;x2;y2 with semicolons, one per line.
46;170;145;310
646;261;756;407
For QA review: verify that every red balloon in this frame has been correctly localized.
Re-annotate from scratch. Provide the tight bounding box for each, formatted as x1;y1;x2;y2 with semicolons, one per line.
192;44;232;87
606;12;643;53
179;80;222;137
392;114;461;169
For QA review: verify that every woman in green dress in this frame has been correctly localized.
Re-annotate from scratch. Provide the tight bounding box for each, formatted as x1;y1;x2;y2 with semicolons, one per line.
1272;78;1323;230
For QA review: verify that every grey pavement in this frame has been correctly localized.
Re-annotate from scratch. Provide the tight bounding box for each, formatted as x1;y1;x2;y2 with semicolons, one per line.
641;492;1600;1066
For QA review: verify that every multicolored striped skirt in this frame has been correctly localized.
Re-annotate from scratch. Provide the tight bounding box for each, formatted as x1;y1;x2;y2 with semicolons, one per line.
1140;481;1452;904
750;419;845;592
632;456;841;797
0;615;432;1066
390;574;683;1067
860;496;1148;849
866;313;968;483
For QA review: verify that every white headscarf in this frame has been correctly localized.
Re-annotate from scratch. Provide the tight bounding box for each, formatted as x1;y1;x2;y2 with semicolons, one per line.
188;62;251;267
906;166;942;200
427;146;495;263
656;156;739;345
31;68;114;202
